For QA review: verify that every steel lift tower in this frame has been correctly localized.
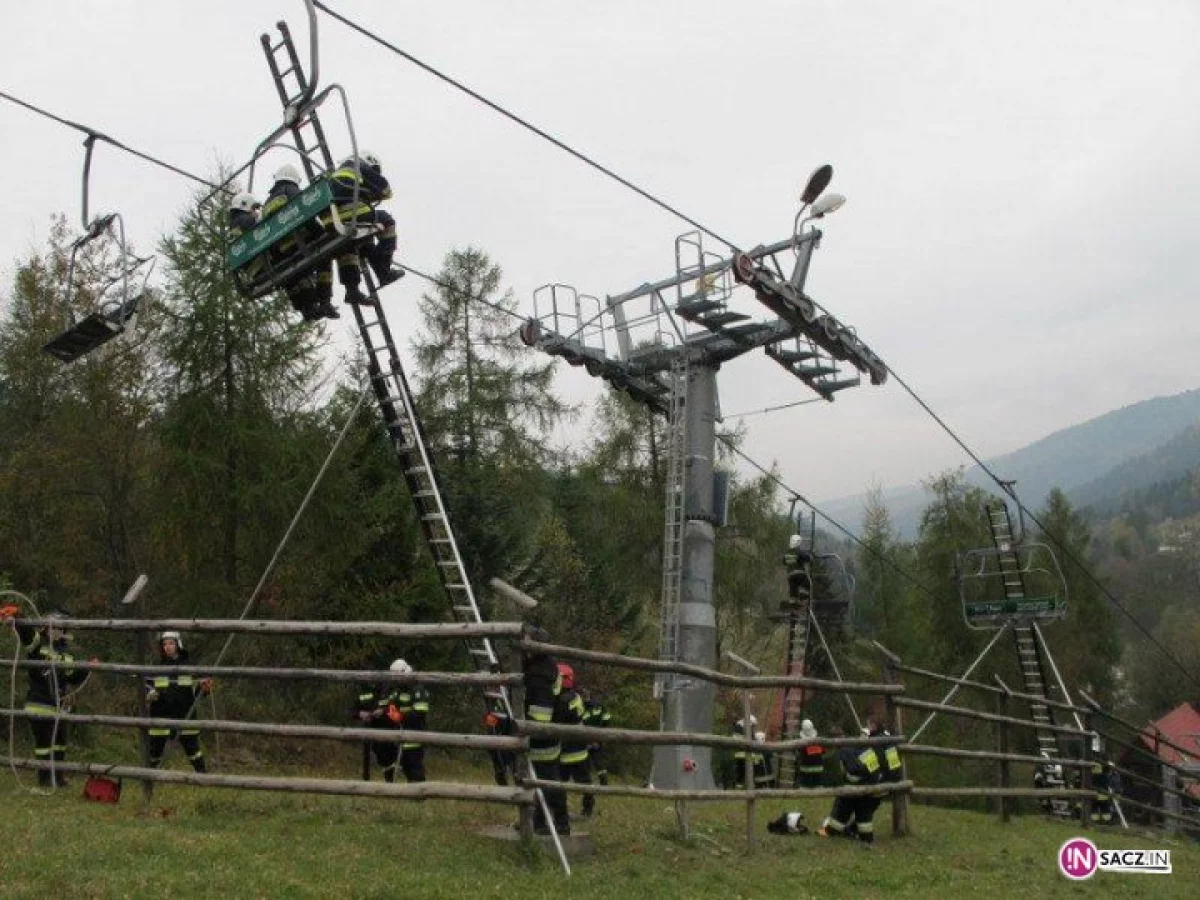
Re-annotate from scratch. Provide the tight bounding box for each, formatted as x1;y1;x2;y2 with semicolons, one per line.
521;167;888;788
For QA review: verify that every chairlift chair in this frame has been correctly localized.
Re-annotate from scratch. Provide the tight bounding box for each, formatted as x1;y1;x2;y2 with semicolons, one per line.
42;213;155;364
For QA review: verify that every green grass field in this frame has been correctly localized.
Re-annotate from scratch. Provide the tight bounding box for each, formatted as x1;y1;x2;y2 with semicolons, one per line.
1;761;1195;900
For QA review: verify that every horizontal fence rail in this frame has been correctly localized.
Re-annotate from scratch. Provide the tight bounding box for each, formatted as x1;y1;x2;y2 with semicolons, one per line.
0;708;525;751
894;697;1090;738
0;756;534;805
523;639;902;694
525;778;914;802
0;658;520;687
12;618;526;639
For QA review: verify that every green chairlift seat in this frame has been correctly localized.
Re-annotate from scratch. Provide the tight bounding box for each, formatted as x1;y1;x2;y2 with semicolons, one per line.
227;178;370;300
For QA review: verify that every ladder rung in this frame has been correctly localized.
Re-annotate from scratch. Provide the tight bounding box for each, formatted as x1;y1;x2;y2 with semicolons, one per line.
405;467;428;476
469;647;493;656
446;583;467;590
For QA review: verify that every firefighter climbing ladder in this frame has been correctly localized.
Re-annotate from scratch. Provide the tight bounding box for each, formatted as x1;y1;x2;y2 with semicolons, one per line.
259;17;510;724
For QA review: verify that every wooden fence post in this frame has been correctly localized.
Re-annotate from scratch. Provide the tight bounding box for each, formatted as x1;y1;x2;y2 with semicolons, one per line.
1079;712;1094;826
995;689;1010;823
743;687;756;852
883;658;909;836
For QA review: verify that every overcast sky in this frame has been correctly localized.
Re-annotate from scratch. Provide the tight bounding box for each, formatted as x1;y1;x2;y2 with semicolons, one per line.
2;1;1197;513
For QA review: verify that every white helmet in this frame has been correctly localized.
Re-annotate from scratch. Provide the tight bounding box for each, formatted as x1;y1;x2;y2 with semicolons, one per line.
159;630;183;650
389;658;412;674
754;730;766;742
273;164;302;186
788;534;805;550
799;719;817;739
231;192;259;214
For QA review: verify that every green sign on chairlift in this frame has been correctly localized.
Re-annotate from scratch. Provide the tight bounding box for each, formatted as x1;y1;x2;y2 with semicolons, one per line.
227;179;334;271
965;596;1064;620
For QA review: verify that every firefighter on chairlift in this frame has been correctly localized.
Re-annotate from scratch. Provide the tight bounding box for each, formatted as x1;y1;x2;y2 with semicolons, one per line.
260;165;338;322
326;151;404;306
2;605;90;787
144;631;210;773
783;534;813;605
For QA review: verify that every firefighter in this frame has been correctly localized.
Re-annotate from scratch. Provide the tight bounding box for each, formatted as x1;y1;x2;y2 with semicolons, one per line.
555;664;593;817
354;660;406;783
2;606;90;787
796;718;826;788
524;630;570;835
390;659;429;783
754;728;776;789
819;727;883;844
783;534;813;604
581;689;613;790
144;631;210;773
327;152;404;306
1034;752;1068;815
730;715;767;789
228;192;261;236
260;165;338;322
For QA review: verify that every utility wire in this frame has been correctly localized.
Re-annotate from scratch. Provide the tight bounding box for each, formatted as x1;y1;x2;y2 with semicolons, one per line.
0;89;216;190
312;1;741;251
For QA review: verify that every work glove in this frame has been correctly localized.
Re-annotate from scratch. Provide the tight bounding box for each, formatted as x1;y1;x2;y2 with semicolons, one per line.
146;689;160;703
357;710;373;723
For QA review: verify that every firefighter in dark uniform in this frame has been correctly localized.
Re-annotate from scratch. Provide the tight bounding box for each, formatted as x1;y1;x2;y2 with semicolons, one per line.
555;664;593;817
390;659;429;783
581;690;613;806
729;715;771;789
326;152;404;305
2;607;89;787
524;630;570;835
260;165;338;322
797;718;826;788
354;659;407;783
144;631;210;772
819;728;883;843
783;534;813;603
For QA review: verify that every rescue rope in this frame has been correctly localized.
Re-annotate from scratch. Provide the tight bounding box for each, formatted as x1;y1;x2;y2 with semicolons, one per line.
184;383;371;727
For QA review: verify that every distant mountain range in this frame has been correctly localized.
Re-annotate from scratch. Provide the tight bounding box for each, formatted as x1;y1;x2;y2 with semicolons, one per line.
821;388;1200;537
